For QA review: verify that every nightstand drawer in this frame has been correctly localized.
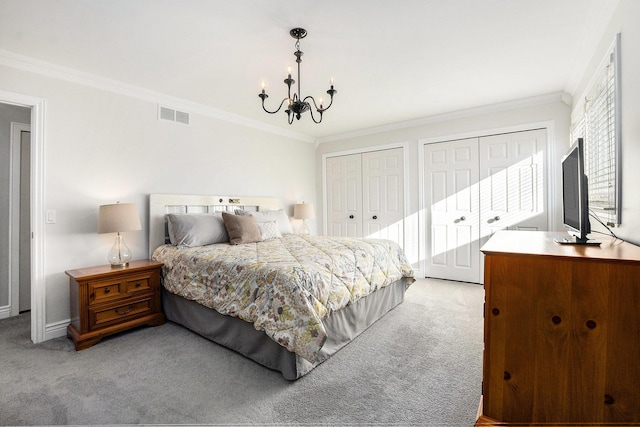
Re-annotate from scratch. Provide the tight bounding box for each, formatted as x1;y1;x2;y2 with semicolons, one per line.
89;296;153;330
126;276;150;294
89;279;125;304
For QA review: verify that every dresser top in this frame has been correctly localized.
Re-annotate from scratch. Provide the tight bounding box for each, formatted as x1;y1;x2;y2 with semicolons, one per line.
481;230;640;263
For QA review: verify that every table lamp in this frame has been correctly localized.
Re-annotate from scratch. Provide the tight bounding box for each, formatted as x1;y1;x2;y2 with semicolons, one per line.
294;202;314;235
98;202;142;267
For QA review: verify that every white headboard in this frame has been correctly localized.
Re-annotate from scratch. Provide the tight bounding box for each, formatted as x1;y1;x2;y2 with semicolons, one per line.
148;194;281;258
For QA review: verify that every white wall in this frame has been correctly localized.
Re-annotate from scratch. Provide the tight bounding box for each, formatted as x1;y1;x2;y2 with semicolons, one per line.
570;0;640;245
316;97;571;271
0;64;316;330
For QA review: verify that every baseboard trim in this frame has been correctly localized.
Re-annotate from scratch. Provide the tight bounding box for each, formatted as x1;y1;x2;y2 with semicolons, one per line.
0;305;10;319
44;319;70;341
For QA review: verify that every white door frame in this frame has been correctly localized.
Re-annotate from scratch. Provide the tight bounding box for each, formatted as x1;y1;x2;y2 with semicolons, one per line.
418;120;556;278
9;122;30;317
1;90;46;343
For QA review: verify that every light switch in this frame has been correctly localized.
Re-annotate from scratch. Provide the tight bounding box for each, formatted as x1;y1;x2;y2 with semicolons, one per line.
46;210;56;224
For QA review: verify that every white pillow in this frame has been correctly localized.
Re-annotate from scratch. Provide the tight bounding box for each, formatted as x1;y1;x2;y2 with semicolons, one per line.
256;221;282;240
250;209;293;235
166;213;229;246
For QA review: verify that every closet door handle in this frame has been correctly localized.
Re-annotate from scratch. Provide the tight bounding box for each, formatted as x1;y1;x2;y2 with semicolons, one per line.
372;215;378;220
459;216;466;221
349;215;354;219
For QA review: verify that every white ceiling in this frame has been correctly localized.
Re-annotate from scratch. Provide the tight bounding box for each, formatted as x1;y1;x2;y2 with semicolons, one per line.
0;0;617;141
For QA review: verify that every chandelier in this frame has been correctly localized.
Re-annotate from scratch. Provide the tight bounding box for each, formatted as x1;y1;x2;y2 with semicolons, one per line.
259;28;337;124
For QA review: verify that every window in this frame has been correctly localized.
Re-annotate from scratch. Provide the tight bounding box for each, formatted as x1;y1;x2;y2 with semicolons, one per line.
571;33;621;226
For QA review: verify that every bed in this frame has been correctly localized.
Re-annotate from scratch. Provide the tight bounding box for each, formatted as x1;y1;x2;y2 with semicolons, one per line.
149;194;415;379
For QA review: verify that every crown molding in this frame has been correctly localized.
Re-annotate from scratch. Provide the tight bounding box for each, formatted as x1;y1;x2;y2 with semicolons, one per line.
317;92;568;144
0;49;315;143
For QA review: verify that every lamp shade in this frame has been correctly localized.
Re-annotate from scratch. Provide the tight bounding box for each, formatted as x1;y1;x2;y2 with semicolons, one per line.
294;202;315;220
98;203;142;234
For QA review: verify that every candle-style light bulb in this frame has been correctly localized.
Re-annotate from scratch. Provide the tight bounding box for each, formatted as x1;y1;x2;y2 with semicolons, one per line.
319;97;324;109
330;77;334;86
261;81;266;94
288;66;292;78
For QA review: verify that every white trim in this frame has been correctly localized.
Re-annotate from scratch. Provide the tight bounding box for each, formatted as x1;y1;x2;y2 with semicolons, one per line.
9;122;30;317
418;120;555;146
417;141;426;277
0;305;10;319
44;318;71;340
0;50;314;144
0;90;46;344
318;92;567;144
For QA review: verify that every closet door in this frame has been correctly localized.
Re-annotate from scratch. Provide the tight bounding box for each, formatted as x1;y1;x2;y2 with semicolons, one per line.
362;148;405;246
479;129;548;246
326;154;362;237
423;139;481;283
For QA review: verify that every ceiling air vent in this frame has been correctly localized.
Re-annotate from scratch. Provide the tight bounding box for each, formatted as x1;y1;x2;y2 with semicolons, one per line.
158;105;190;125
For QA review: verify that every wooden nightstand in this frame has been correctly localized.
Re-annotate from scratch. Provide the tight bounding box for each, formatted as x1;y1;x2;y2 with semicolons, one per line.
66;259;165;350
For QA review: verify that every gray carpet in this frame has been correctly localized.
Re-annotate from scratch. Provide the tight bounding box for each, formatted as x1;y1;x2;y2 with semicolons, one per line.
0;278;484;426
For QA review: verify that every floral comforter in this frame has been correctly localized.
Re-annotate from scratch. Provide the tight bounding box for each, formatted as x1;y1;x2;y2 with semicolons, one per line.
152;234;414;362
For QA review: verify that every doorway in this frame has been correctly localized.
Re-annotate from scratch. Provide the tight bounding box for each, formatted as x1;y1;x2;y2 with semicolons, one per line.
0;93;45;344
9;121;31;316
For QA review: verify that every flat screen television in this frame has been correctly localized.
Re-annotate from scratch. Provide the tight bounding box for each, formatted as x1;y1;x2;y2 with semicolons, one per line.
555;138;600;245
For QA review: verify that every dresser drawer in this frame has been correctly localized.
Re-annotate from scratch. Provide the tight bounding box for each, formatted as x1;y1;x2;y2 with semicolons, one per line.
88;296;153;330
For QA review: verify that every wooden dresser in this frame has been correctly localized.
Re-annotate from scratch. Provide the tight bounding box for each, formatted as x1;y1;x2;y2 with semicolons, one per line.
476;231;640;426
66;259;165;350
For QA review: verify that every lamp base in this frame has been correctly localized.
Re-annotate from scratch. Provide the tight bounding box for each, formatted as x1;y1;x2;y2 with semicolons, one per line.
109;262;130;268
107;233;132;267
299;219;310;235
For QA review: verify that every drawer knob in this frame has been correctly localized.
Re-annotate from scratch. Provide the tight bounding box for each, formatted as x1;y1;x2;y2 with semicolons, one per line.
552;315;562;325
115;305;133;315
604;394;615;405
135;282;141;288
586;320;597;329
104;288;111;294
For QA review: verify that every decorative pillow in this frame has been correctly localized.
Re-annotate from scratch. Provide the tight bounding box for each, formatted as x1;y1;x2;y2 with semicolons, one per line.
249;209;294;235
256;221;282;240
166;213;228;247
222;212;263;245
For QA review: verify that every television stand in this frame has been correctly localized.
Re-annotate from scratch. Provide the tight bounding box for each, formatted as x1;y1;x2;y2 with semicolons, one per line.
476;230;640;425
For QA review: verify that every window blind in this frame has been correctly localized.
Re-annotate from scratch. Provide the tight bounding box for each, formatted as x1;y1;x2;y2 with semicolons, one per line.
571;33;621;226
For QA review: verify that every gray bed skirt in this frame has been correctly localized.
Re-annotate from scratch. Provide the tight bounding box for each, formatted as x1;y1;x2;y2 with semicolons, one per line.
162;277;413;380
